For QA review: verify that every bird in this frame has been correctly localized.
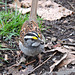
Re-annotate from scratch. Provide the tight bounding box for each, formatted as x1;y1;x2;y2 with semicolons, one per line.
19;0;45;57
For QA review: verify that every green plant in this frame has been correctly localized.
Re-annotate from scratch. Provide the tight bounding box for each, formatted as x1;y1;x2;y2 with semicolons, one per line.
0;10;29;40
0;57;9;63
37;16;44;29
0;10;43;40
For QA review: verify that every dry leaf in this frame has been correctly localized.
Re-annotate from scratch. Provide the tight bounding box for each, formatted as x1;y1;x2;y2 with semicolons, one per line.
9;4;20;9
54;47;72;53
55;47;75;68
19;8;31;14
8;0;73;19
13;0;21;8
9;0;21;9
9;4;31;14
21;0;31;8
50;53;67;73
45;47;71;53
37;0;73;21
58;53;75;68
45;47;75;68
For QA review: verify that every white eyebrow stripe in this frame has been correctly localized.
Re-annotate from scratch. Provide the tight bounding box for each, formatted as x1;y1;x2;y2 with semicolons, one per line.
24;36;34;39
28;32;38;37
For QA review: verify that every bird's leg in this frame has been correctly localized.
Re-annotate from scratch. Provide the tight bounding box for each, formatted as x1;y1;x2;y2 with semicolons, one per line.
38;53;42;64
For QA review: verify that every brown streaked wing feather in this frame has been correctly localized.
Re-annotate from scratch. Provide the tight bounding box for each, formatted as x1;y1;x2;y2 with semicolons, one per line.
31;21;42;39
20;21;42;45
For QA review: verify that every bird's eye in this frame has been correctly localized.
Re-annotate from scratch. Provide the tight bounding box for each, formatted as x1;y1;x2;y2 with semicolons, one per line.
24;38;28;41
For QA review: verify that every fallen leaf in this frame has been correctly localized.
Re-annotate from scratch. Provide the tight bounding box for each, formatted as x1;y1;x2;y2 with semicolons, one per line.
8;0;73;19
21;0;31;8
8;0;21;10
19;8;31;14
50;53;67;73
9;4;20;9
37;0;73;21
54;47;72;53
13;0;21;8
44;47;75;68
58;53;75;68
44;47;70;53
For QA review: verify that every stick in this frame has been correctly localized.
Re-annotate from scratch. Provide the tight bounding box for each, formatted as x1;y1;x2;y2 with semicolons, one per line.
50;53;67;73
25;59;36;66
18;59;36;70
29;52;57;74
67;1;75;11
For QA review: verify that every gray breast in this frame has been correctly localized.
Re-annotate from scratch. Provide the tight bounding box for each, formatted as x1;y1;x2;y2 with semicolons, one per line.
19;41;44;56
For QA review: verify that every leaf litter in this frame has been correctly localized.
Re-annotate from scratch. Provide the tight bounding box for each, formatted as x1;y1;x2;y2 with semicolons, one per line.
0;0;75;75
8;0;73;21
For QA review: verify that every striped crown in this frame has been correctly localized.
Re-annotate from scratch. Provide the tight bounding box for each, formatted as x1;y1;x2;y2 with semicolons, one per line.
24;31;40;40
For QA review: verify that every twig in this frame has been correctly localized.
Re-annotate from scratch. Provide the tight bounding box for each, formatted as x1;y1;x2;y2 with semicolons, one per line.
67;1;75;11
62;43;75;46
18;59;36;70
25;59;36;66
7;63;19;69
50;53;67;73
7;59;36;70
29;52;57;74
43;49;56;53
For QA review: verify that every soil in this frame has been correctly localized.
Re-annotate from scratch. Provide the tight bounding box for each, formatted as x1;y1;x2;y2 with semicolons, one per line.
0;0;75;75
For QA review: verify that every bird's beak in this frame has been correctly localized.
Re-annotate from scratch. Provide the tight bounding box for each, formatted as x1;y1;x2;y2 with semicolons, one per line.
38;38;42;42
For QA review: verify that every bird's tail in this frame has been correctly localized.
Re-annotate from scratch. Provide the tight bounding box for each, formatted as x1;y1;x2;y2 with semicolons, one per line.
29;0;38;23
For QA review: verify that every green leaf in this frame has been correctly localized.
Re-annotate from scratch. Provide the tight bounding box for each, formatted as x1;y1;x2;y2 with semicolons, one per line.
0;48;16;50
0;57;9;63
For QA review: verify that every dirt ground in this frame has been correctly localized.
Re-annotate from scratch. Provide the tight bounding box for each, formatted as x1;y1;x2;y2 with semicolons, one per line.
0;0;75;75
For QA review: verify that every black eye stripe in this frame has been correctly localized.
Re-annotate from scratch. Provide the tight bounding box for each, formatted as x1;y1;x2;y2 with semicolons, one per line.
32;31;38;37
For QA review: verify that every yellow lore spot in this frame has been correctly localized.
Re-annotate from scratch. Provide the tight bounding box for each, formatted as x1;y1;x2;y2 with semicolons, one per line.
32;37;38;39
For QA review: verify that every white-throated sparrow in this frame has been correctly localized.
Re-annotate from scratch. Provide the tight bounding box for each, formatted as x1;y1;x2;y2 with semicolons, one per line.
19;21;45;56
19;0;45;56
